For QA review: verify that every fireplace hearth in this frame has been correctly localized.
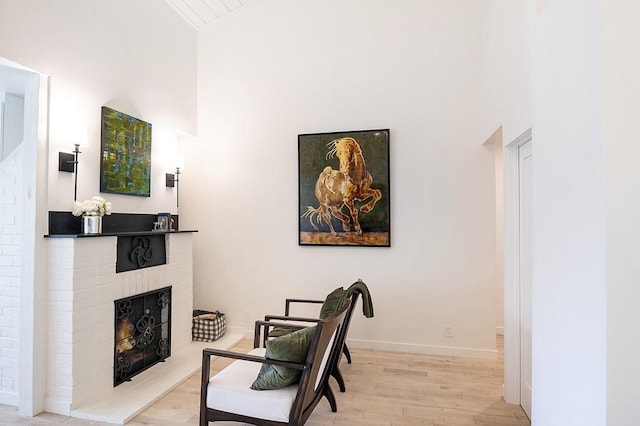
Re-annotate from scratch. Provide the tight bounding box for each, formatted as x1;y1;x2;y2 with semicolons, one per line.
114;286;172;386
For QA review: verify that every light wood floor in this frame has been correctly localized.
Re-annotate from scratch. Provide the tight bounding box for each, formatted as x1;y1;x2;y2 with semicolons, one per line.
0;336;530;425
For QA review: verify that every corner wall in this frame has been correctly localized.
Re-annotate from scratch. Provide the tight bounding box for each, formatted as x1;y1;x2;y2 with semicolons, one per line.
185;0;498;357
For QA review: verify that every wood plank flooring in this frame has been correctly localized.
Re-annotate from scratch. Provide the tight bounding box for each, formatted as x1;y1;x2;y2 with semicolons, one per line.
0;336;530;425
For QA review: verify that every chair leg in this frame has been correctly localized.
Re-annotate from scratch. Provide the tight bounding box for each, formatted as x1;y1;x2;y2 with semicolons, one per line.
343;344;352;364
332;366;346;393
323;383;338;412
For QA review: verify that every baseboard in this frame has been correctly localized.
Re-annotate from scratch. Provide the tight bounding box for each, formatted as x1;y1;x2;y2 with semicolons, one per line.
346;338;498;360
0;390;18;406
226;325;248;339
496;326;505;335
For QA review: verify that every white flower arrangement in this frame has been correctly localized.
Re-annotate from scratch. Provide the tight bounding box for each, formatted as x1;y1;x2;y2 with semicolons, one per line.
72;196;112;217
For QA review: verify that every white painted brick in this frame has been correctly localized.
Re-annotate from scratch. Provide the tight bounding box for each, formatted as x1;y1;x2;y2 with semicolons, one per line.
48;330;73;345
0;286;20;300
74;287;95;304
74;265;98;282
0;195;17;205
47;301;73;314
0;256;14;267
1;205;21;216
0;348;18;359
0;147;22;398
0;214;15;225
0;357;14;369
0;307;18;319
0;327;18;339
49;373;74;388
72;330;95;351
47;290;73;302
0;242;20;255
43;233;195;408
0;266;19;278
0;224;19;235
2;377;15;389
47;385;72;400
0;317;10;329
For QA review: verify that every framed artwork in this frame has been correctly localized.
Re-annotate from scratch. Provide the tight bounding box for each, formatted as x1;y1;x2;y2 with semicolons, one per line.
298;129;390;247
100;106;152;197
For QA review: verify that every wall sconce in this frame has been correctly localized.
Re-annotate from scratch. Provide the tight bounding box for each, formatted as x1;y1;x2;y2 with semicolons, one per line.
58;143;81;201
165;167;181;208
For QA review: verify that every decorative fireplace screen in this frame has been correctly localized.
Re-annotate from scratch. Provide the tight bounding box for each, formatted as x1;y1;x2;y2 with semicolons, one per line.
114;286;171;386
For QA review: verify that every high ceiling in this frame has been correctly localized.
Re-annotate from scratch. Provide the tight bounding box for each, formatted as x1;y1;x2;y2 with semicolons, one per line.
165;0;260;30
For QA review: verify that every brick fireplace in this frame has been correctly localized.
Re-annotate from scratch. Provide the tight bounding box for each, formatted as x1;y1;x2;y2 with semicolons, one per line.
45;232;194;422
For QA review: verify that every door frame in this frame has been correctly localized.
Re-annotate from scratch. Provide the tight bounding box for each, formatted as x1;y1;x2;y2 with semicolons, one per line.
0;56;50;415
503;128;532;405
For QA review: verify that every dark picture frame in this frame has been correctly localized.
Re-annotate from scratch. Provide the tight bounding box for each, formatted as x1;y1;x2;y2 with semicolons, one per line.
100;106;152;197
298;129;390;247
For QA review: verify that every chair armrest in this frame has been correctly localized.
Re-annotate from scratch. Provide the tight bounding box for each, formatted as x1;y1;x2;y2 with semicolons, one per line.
285;298;323;316
264;315;321;323
253;319;317;348
202;348;305;370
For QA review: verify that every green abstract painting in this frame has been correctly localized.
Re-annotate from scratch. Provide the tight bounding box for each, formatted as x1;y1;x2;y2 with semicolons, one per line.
100;106;152;197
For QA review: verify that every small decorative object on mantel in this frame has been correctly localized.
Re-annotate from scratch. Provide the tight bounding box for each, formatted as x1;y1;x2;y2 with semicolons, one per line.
156;212;172;231
72;196;112;234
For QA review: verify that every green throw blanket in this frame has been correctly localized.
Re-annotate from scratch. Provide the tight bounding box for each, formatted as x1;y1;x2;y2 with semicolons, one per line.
344;279;374;318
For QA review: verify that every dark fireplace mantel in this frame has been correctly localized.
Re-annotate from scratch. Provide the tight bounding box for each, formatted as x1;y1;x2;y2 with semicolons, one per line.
47;211;183;235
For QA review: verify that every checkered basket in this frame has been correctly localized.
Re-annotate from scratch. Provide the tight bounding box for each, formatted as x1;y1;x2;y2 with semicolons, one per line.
192;310;226;342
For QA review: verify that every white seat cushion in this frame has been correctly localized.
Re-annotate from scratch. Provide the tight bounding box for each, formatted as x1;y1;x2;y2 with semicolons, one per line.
206;348;297;423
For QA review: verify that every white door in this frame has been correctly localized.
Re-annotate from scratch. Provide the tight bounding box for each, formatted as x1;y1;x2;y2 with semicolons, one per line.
518;140;532;419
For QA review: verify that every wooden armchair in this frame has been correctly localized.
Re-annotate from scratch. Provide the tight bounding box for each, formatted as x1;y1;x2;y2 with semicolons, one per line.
263;282;367;393
199;300;350;426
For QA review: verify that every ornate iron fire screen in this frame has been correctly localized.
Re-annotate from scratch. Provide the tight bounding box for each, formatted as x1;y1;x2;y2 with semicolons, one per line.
114;286;171;386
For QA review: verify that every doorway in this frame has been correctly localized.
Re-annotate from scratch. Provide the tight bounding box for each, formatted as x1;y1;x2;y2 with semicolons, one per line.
0;57;49;416
503;128;532;419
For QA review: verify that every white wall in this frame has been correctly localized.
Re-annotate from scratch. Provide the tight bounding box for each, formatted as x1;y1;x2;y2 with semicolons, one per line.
183;0;498;357
0;0;198;215
0;144;23;405
603;1;640;424
530;1;606;424
480;0;532;145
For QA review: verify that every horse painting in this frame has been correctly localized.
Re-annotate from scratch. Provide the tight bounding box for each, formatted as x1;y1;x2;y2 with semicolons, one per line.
302;137;382;236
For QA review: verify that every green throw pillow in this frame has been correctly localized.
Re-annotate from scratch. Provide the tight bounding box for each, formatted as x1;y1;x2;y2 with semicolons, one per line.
319;287;347;319
268;326;296;338
251;326;317;390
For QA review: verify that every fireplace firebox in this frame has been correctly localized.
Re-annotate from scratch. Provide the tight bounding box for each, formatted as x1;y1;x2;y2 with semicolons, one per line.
114;286;172;386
